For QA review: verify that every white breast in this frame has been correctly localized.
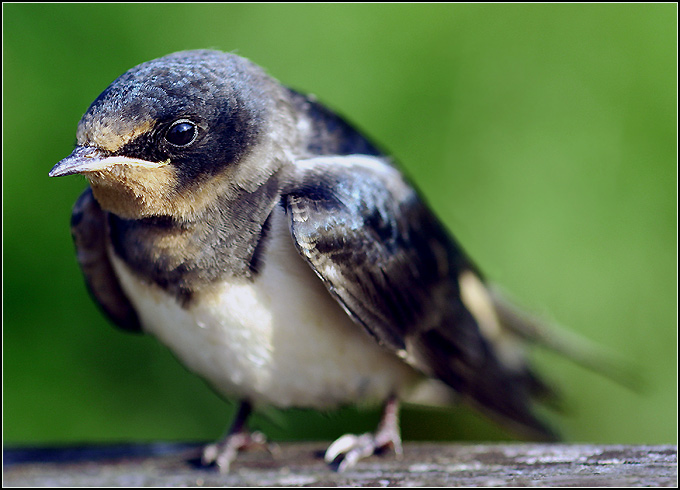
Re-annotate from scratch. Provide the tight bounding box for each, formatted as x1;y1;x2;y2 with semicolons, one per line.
109;205;421;409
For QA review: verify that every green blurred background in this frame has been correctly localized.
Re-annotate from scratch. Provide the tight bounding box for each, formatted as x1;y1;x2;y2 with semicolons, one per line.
3;4;676;448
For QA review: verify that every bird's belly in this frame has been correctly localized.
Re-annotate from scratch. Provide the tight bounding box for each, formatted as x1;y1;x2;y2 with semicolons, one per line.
109;207;420;409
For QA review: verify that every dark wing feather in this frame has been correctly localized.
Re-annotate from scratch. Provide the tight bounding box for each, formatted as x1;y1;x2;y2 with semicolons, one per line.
71;188;141;332
284;156;557;440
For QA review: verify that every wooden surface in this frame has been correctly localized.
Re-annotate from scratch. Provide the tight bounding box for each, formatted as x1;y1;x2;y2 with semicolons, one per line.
3;442;677;486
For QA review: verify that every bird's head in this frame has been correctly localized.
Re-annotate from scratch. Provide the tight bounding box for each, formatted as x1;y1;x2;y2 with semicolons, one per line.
50;50;294;220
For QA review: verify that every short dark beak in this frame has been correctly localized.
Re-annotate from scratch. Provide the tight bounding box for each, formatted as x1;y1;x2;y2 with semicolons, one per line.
49;146;104;177
49;147;166;177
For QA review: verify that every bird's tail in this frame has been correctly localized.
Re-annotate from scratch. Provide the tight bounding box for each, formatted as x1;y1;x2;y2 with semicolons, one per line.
488;286;642;392
429;270;640;441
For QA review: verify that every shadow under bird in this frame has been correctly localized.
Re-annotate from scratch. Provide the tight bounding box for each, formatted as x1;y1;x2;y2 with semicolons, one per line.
49;50;627;472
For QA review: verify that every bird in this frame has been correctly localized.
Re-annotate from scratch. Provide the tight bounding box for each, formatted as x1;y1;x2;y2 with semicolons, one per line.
49;49;625;473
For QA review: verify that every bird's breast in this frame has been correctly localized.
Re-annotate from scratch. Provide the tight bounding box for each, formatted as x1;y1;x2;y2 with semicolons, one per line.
108;205;420;409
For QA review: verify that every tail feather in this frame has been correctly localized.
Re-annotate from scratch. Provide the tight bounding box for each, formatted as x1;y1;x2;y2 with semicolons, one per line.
412;305;560;441
488;286;643;392
442;271;638;440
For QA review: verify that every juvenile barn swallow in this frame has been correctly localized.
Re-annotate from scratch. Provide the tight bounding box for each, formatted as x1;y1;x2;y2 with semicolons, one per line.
50;50;619;472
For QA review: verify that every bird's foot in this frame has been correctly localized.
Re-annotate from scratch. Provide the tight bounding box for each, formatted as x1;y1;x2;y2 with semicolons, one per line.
324;395;402;471
324;429;402;471
201;430;273;473
201;400;279;473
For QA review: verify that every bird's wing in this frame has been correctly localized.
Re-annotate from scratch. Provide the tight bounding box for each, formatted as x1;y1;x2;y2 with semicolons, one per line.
70;187;142;332
284;155;557;440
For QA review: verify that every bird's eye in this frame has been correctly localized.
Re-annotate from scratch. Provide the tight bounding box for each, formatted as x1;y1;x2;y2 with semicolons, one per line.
165;119;198;147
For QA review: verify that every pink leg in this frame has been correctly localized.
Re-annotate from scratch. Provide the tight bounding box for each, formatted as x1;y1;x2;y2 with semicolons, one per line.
325;395;402;471
201;401;270;473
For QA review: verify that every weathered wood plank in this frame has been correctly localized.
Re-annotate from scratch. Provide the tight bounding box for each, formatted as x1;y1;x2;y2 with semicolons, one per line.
3;442;677;487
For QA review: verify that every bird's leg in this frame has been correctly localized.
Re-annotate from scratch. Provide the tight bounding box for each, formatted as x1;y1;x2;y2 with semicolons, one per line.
201;400;270;473
324;395;402;471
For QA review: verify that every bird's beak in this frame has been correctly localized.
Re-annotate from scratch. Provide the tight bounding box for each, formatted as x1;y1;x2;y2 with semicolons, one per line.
49;146;167;177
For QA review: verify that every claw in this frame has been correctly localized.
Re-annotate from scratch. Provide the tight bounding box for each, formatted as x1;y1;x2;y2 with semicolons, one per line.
324;433;372;463
201;442;220;465
324;395;402;471
201;400;275;473
202;430;270;473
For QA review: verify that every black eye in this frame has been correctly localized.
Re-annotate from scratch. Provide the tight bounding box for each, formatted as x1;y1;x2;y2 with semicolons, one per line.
165;119;197;147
